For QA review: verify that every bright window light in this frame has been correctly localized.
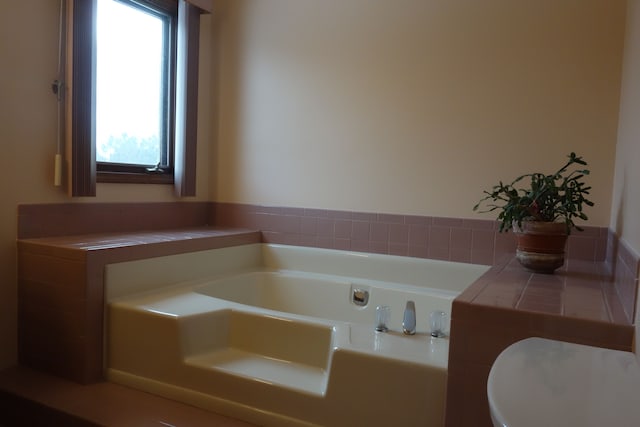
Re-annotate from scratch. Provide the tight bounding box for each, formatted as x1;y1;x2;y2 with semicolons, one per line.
96;0;167;166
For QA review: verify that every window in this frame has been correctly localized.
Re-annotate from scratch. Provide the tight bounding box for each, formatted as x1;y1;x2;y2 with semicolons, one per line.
96;0;173;173
67;0;210;196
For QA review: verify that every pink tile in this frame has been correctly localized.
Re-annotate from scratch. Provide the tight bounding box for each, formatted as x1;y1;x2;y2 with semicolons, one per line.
462;219;495;230
615;276;636;322
370;222;389;242
261;232;293;245
429;226;451;248
603;280;630;324
408;224;428;247
577;225;602;237
450;247;472;263
433;217;464;227
298;235;318;247
316;218;335;237
352;221;370;240
564;286;608;321
334;220;352;239
316;236;334;249
300;217;318;236
304;208;329;217
595;237;607;262
428;245;449;261
405;215;429;225
388;243;408;256
251;213;271;231
527;274;565;290
451;228;472;249
333;238;351;251
494;232;516;258
351;240;370;253
567;235;596;261
471;251;494;266
352;211;377;221
408;245;428;258
369;241;388;254
253;205;283;215
377;213;404;223
517;297;563;315
279;215;302;234
280;207;304;216
471;229;495;252
327;210;353;219
19;202;211;239
473;285;524;309
620;239;640;273
388;223;409;244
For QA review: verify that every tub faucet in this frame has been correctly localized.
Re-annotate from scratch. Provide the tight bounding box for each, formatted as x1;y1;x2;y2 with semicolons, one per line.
402;301;416;335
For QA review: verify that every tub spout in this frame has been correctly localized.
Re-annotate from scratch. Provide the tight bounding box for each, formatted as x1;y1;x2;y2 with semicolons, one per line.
402;301;416;335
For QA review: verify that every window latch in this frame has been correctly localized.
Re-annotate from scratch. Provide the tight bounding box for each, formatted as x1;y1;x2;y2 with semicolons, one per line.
145;163;165;174
51;79;64;101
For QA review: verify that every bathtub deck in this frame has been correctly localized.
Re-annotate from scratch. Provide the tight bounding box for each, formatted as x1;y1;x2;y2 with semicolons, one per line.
186;349;328;395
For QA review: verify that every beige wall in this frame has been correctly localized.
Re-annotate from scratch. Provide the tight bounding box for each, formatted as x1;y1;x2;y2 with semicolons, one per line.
215;0;625;223
613;0;640;255
0;1;214;368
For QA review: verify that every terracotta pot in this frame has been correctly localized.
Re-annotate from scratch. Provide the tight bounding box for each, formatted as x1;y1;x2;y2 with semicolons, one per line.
512;221;568;274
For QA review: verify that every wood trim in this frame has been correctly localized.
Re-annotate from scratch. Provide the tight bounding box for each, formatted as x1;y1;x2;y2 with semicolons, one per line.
174;0;200;197
96;171;174;184
70;0;97;197
186;0;213;13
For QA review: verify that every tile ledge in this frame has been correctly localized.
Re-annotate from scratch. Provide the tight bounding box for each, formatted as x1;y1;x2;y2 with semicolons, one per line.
0;365;256;427
17;227;259;251
457;256;631;326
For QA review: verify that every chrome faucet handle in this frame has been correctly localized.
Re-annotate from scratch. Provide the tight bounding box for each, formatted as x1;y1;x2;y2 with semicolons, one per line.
375;305;390;332
402;300;416;335
430;310;447;338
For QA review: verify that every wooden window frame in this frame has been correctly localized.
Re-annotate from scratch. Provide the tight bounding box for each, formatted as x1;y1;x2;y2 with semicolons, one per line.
68;0;204;196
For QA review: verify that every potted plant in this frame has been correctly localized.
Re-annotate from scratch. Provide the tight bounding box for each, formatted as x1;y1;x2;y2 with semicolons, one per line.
473;152;594;273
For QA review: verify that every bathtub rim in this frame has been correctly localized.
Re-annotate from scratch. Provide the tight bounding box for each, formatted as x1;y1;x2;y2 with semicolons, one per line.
105;243;490;303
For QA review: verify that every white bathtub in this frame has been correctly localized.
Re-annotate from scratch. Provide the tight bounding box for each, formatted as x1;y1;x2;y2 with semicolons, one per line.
105;244;489;427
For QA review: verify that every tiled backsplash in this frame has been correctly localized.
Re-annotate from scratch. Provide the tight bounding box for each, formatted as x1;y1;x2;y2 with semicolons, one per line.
607;233;640;324
17;201;611;267
213;202;609;266
17;202;212;239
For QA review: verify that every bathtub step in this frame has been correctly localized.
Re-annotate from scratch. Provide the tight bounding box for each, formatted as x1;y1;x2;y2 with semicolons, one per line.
185;349;329;395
